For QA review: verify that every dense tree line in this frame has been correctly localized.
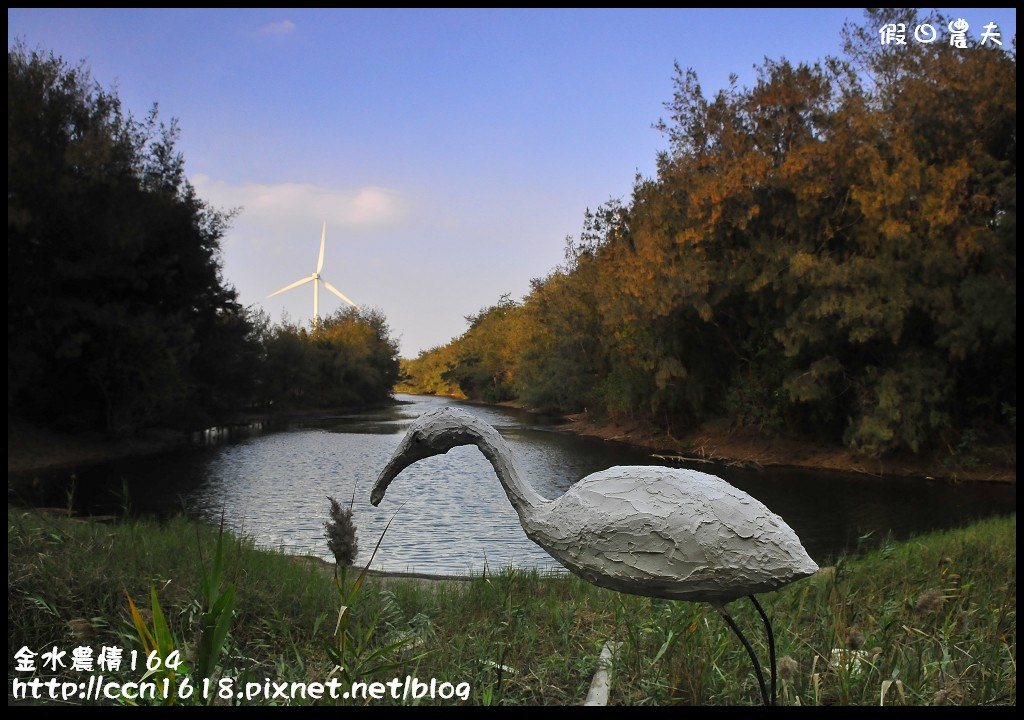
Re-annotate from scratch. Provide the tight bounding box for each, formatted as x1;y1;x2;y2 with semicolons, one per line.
255;308;400;410
8;44;399;436
401;11;1016;456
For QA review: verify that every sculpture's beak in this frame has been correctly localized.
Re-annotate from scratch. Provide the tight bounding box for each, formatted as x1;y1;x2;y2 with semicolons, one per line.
370;433;431;506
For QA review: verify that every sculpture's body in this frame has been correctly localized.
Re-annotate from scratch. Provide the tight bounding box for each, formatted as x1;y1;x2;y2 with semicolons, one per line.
371;406;818;704
523;466;817;604
371;406;817;604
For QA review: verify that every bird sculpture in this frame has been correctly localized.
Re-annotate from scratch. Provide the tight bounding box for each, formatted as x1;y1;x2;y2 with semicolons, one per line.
370;406;819;705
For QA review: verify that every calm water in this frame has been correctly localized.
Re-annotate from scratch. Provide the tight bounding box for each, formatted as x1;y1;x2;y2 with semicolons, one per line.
11;394;1015;575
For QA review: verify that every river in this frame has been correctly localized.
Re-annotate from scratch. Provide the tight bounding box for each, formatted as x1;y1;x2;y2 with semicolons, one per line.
10;394;1015;575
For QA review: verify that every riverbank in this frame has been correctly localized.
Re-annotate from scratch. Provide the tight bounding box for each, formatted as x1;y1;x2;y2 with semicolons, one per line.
557;411;1016;484
6;415;188;475
8;509;1016;705
8;397;1015;484
7;400;400;476
448;396;1016;484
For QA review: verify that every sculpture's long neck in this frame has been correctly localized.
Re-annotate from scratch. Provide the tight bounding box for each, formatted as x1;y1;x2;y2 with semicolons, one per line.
462;420;546;521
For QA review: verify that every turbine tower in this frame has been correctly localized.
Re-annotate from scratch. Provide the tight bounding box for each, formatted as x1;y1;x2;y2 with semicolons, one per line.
267;222;361;328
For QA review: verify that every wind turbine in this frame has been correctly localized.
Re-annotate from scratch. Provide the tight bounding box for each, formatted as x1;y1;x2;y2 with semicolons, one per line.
267;222;361;328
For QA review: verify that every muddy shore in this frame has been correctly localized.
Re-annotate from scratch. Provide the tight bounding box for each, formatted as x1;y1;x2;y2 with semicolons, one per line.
6;404;394;476
555;411;1015;483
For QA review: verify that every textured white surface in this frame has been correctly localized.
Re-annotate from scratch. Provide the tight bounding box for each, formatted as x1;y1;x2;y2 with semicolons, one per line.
583;640;621;706
372;407;818;603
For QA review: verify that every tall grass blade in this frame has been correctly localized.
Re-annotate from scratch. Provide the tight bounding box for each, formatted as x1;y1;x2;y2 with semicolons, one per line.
346;505;403;605
125;590;156;655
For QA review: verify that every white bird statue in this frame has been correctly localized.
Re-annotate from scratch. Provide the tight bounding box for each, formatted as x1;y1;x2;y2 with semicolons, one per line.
371;406;819;704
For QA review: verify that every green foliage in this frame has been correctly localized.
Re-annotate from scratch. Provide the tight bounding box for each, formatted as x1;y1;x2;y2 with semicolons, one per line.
942;429;981;472
195;521;238;685
8;509;1016;705
845;361;952;455
8;43;256;436
396;344;464;397
443;297;523;403
8;44;401;437
324;510;421;700
515;251;609;413
724;349;790;433
257;308;400;410
123;584;185;705
400;10;1015;456
119;519;238;705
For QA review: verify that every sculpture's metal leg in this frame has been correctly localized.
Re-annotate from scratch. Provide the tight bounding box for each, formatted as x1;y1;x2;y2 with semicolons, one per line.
748;595;776;706
717;607;769;706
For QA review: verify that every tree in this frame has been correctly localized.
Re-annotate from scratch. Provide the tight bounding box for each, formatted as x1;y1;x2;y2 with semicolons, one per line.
255;309;400;409
401;10;1015;456
314;308;401;406
443;295;523;403
8;43;253;435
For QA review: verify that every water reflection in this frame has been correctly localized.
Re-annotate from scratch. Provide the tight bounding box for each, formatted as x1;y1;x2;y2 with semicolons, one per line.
187;395;650;574
11;394;1014;575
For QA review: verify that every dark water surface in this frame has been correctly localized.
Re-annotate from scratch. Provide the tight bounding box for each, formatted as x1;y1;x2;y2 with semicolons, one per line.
11;394;1015;575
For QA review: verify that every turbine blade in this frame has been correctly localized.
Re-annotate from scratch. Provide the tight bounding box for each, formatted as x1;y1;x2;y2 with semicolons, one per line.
322;279;361;310
316;222;326;273
267;276;314;298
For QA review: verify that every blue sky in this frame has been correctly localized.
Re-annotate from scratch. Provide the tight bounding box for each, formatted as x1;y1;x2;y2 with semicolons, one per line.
8;8;1017;357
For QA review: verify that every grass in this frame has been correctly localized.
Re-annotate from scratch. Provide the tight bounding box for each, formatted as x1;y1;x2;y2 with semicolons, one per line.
7;508;1016;705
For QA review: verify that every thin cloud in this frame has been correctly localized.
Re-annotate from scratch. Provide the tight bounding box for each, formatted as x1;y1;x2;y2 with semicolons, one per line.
192;175;409;235
256;20;296;36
